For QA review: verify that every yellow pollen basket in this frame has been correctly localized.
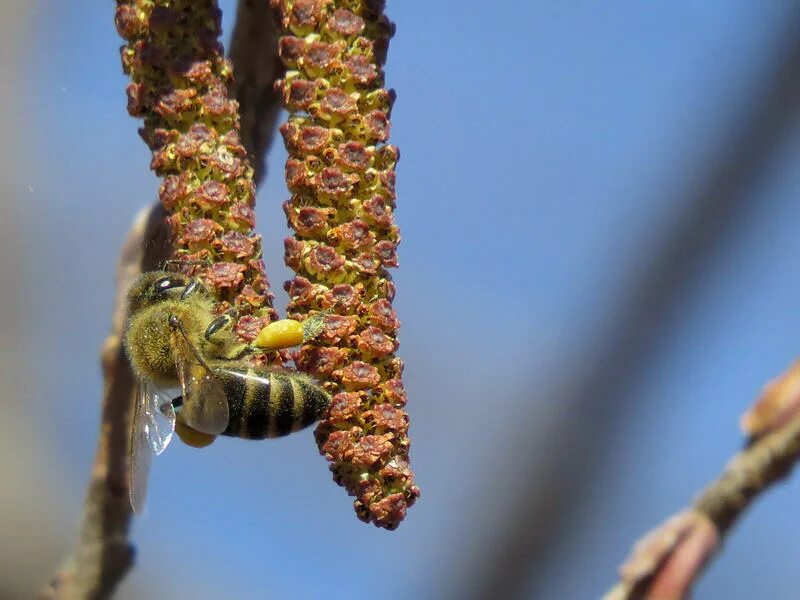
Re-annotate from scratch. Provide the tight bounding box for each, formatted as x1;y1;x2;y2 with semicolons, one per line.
254;318;305;350
175;420;217;448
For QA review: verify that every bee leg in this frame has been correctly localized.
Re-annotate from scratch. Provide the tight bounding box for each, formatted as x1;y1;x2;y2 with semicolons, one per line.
180;278;203;300
203;309;250;359
161;258;211;272
204;309;239;343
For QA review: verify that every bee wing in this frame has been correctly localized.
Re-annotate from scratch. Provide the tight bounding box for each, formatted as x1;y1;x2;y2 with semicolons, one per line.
173;330;229;435
129;380;176;514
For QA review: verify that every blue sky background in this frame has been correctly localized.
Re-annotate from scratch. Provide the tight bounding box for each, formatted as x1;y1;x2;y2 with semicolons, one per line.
3;1;800;598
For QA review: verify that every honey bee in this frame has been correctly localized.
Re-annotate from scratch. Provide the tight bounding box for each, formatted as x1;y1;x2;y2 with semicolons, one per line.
124;270;331;513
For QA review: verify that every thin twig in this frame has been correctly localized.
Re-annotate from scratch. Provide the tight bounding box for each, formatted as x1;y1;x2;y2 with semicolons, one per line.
452;13;800;599
40;204;171;600
607;362;800;599
229;0;284;185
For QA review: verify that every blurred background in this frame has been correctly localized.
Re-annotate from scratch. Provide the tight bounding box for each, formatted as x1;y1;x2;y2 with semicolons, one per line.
3;1;800;598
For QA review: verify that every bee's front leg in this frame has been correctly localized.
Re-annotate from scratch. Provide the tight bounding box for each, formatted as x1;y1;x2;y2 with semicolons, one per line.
204;308;239;343
203;309;251;360
180;278;204;300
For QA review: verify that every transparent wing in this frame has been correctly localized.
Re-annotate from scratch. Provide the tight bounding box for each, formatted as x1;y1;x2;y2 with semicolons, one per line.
129;380;176;515
146;380;176;454
172;328;229;435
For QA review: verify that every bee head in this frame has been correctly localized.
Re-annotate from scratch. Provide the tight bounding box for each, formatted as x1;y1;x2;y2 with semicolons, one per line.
127;270;190;312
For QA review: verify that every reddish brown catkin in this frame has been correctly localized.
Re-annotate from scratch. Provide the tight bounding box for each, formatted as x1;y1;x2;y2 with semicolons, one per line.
271;0;419;529
115;0;281;354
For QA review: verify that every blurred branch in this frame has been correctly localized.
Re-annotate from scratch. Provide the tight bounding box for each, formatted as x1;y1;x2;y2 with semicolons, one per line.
40;204;170;600
454;15;800;600
229;0;284;185
607;361;800;599
41;3;285;597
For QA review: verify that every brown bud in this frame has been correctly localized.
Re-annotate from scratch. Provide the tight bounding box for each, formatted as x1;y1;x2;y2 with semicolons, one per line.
160;174;190;209
115;5;144;40
327;9;365;37
611;511;719;600
287;79;319;111
741;360;800;438
206;262;246;290
218;231;255;258
284;238;305;270
367;299;400;332
374;240;399;267
201;86;236;117
234;315;269;342
321;314;359;343
308;244;346;275
297;345;348;376
362;195;395;227
306;41;341;69
365;110;390;141
194;180;230;207
230;203;256;228
287;204;333;237
298;125;332;154
238;284;265;308
321;429;357;462
381;378;407;406
352;433;393;468
285;276;316;303
286;159;310;189
155;87;197;118
126;83;146;116
181;218;222;245
368;493;407;530
356;326;395;357
327;392;364;421
329;284;360;311
364;403;407;433
344;55;378;85
175;60;214;86
320;88;357;117
336;360;381;390
316;167;355;197
338;141;371;170
352;253;380;275
289;0;324;29
278;36;306;64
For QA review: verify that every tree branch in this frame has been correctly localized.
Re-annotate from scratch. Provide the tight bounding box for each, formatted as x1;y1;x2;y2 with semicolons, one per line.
229;0;284;185
451;13;800;599
42;2;287;597
607;361;800;600
40;204;171;600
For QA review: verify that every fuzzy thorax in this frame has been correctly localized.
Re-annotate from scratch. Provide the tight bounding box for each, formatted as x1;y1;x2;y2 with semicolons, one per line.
125;296;221;387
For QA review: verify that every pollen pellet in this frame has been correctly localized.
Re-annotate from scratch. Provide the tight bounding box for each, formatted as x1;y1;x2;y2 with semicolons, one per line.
254;318;304;349
175;421;217;448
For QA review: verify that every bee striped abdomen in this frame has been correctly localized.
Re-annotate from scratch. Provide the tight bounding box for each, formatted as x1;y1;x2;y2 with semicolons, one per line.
213;364;329;439
244;370;271;438
272;375;295;437
296;376;330;430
